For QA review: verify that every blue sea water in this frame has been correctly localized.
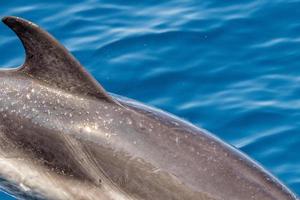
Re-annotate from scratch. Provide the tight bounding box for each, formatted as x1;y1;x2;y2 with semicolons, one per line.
0;0;299;199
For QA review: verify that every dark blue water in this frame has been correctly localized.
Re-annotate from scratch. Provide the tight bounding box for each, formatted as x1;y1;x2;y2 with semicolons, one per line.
0;0;299;199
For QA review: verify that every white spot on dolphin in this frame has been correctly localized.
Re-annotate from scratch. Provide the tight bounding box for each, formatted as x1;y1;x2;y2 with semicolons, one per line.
85;126;91;133
175;137;180;145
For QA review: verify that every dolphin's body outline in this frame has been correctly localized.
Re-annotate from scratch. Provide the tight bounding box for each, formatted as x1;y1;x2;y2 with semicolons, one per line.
0;16;297;200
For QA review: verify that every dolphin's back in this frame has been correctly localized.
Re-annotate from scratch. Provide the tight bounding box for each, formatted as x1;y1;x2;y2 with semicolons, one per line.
110;95;297;200
0;16;297;200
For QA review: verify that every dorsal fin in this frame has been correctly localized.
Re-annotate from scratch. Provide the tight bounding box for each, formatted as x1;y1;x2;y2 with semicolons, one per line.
2;16;116;103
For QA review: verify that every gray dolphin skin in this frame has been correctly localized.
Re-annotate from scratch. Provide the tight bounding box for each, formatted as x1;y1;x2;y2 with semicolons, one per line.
0;16;298;200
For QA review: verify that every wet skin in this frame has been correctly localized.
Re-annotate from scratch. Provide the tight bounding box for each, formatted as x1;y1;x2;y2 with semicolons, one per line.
0;16;298;200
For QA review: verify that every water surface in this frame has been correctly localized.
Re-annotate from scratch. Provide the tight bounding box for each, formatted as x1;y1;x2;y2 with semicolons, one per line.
0;0;299;198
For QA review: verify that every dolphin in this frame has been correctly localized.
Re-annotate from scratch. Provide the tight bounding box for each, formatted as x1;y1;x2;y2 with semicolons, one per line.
0;16;297;200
